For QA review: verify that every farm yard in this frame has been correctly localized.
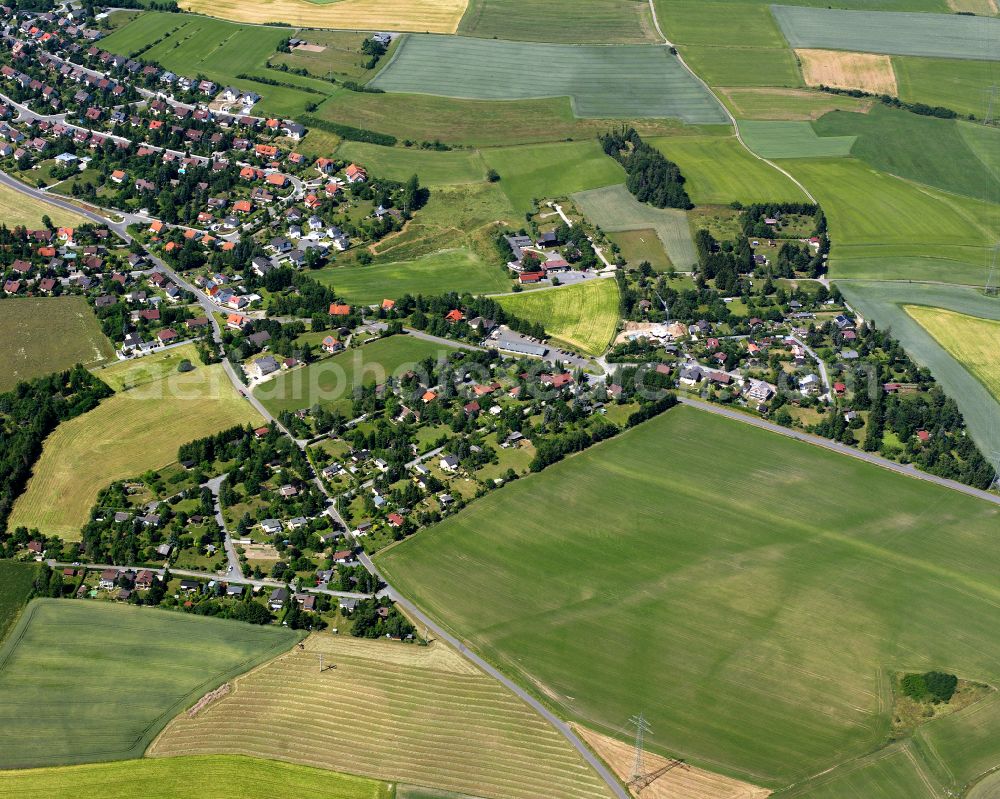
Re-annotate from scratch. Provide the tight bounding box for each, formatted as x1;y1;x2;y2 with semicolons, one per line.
369;35;729;123
253;335;458;417
572;184;697;269
8;359;262;539
0;297;115;391
0;600;298;768
378;405;1000;792
496;279;620;357
1;757;390;799
148;634;614;799
771;6;1000;60
317;249;509;305
178;0;466;32
458;0;658;44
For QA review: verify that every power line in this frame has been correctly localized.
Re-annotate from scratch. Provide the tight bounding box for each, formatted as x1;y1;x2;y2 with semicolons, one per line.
987;245;999;297
985;84;999;126
628;713;652;784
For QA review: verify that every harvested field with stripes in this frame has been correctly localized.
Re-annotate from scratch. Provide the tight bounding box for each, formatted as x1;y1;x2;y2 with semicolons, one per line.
179;0;466;32
796;49;898;95
149;634;613;799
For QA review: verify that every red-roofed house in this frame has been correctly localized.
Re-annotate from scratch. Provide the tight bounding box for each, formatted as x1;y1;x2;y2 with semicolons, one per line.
329;303;351;316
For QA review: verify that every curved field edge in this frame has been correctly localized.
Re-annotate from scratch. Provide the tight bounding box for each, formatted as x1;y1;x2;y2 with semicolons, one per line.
375;405;1000;788
0;755;390;799
0;600;302;769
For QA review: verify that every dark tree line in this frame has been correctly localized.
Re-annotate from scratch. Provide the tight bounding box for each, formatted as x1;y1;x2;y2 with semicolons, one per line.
599;127;692;209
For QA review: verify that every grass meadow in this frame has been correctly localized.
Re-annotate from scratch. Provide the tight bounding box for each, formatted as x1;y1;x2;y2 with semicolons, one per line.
370;35;728;123
832;281;1000;479
0;562;38;645
0;297;115;391
9;359;262;539
904;306;1000;402
91;344;202;392
458;0;657;44
481;140;626;213
894;56;999;121
772;6;1000;61
149;635;613;799
0;756;390;799
316;249;509;305
378;405;1000;790
178;0;465;32
738;120;856;158
648;134;807;204
572;184;697;269
254;335;457;417
607;229;672;270
496;278;620;356
718;87;871;120
333;142;487;187
0;600;298;768
812;105;1000;202
0;180;85;228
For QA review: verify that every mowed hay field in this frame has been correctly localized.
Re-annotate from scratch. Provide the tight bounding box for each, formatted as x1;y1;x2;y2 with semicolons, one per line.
370;35;729;123
893;56;999;120
772;6;1000;61
497;279;620;356
718;87;871;121
0;600;298;769
796;49;898;95
0;756;390;799
648;134;807;204
0;561;38;645
572;184;697;268
179;0;465;32
318;249;509;305
458;0;657;43
333;142;487;187
378;406;1000;789
0;180;85;228
904;306;1000;401
9;360;262;539
0;297;115;391
149;634;614;799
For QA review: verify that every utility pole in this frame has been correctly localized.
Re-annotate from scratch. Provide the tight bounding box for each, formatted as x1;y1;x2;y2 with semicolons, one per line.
986;245;999;297
985;84;999;126
628;713;652;784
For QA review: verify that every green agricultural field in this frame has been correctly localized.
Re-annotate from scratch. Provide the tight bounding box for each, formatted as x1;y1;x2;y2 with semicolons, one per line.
894;57;999;120
572;184;697;269
607;229;672;270
718;87;871;120
679;45;802;88
458;0;657;43
738;120;856;158
496;279;619;356
837;281;1000;461
314;91;701;149
481;140;626;212
0;297;115;391
316;249;509;305
0;600;298;768
648;134;807;204
9;360;262;539
783;159;995;285
0;562;38;645
100;12;327;117
378;405;1000;789
771;6;1000;61
149;635;613;799
334;142;488;187
812;106;1000;202
91;343;202;392
370;35;729;123
0;756;390;799
254;335;457;417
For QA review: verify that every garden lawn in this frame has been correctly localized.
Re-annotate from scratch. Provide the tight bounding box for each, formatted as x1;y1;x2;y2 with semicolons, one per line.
0;297;115;391
316;249;509;305
572;184;698;269
648;134;807;204
458;0;657;43
334;142;487;187
149;635;613;799
771;6;1000;60
378;405;1000;789
481;140;626;213
0;756;389;799
0;600;298;768
370;35;729;123
0;562;38;645
253;335;458;417
8;361;262;539
496;279;619;356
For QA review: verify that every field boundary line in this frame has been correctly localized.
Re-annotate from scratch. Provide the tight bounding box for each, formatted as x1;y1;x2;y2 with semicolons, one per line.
644;0;817;203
